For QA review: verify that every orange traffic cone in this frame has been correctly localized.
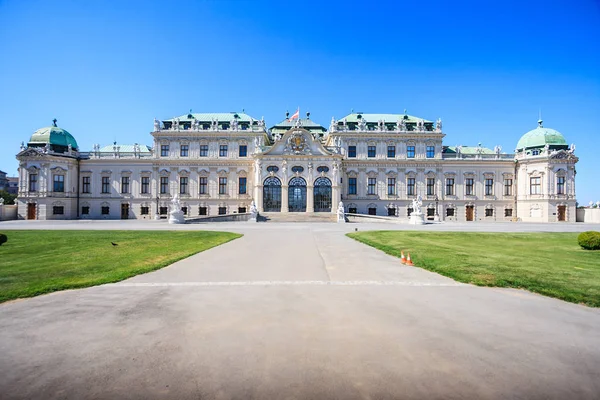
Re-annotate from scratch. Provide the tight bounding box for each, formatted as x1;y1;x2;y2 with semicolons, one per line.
406;253;414;266
400;251;406;264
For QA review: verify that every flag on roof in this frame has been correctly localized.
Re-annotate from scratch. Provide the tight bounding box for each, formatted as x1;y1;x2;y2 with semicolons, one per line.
288;107;299;122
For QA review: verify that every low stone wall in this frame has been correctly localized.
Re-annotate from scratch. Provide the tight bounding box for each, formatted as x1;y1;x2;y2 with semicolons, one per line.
344;213;403;224
576;208;600;223
0;205;18;221
186;213;252;223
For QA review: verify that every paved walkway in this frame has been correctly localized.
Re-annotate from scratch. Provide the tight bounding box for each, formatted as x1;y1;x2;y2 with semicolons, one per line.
1;222;599;399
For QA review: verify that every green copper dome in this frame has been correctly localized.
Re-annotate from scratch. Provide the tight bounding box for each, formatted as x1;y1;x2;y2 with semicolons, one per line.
28;120;78;150
516;120;567;151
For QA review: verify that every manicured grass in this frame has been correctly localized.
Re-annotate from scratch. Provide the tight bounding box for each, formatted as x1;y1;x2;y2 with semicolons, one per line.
0;230;241;303
348;231;600;307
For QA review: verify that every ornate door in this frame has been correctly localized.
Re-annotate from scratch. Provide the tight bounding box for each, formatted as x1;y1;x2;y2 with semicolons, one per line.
557;205;566;221
314;177;332;212
27;203;36;220
121;204;129;219
466;205;474;221
263;177;282;212
288;177;307;212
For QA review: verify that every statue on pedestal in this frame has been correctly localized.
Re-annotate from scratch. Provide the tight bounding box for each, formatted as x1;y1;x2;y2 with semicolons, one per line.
436;118;443;131
154;118;161;132
249;200;258;222
337;201;346;223
168;194;185;224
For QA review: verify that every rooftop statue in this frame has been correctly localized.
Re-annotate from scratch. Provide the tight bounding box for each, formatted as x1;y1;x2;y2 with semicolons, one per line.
329;117;336;132
436;118;442;131
358;117;367;131
154;118;161;132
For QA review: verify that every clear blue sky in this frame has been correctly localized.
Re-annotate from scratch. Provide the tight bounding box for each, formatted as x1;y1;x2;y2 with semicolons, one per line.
1;0;599;202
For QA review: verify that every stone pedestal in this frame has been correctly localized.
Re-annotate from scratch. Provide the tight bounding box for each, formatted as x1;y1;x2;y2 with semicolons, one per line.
409;212;426;225
168;210;185;224
154;213;161;220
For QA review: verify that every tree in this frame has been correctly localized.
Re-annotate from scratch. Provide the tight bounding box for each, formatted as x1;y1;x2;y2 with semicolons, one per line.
0;190;16;205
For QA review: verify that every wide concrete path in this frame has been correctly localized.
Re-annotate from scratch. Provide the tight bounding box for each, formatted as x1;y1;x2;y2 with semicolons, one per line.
1;223;599;399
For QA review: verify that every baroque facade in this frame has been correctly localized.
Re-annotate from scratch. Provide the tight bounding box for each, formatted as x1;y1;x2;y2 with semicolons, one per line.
15;111;579;222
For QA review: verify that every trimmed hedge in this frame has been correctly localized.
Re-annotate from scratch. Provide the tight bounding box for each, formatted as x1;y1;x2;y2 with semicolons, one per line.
578;231;600;250
0;233;6;246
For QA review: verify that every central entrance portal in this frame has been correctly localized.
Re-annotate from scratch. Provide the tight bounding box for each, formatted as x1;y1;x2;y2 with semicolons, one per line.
263;177;282;212
288;177;307;212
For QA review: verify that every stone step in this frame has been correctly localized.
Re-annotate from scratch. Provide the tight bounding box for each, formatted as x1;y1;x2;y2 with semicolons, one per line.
259;212;336;223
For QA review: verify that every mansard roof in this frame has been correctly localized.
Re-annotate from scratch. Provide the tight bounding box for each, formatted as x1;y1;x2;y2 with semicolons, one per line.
97;144;151;153
339;113;433;124
270;117;327;135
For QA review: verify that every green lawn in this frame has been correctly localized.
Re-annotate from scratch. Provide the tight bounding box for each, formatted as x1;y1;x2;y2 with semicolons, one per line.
0;230;241;303
348;231;600;307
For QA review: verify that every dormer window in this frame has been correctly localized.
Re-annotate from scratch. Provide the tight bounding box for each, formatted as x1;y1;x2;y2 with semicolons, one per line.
532;149;540;155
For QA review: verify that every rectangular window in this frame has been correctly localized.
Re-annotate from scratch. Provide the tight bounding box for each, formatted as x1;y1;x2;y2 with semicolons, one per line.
348;207;357;214
239;177;247;194
368;146;376;158
199;144;208;157
101;176;110;194
238;207;247;213
427;178;435;196
348;177;357;195
218;206;227;215
387;146;396;158
239;145;247;157
81;206;89;215
485;208;494;217
407;145;415;159
407;178;415;196
504;208;513;217
219;144;228;157
199;177;207;194
179;177;188;194
465;178;474;195
180;144;189;157
504;179;513;196
348;145;356;158
53;175;64;192
160;177;169;194
181;207;187;215
426;146;435;158
161;144;169;157
219;177;227;195
530;177;541;194
368;178;376;195
407;207;413;216
29;174;38;192
82;176;90;194
121;176;129;194
101;206;110;215
388;208;396;216
53;206;64;215
159;207;167;215
446;208;455;217
557;176;565;195
387;178;396;195
446;178;455;196
141;176;149;194
141;206;149;215
485;178;494;196
368;207;376;215
199;206;207;215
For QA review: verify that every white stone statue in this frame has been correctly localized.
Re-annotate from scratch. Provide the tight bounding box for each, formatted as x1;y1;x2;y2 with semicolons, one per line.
409;195;425;225
231;118;238;131
44;143;50;153
259;117;265;128
400;118;406;131
20;141;25;151
436;118;443;131
342;118;348;131
569;143;576;153
358;117;367;131
154;118;161;132
337;201;346;223
329;117;336;132
378;119;384;131
412;195;423;215
249;200;258;222
174;117;180;131
0;198;4;206
168;194;185;224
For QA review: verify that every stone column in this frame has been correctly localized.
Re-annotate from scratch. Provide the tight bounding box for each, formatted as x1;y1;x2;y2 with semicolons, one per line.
281;185;289;212
331;185;341;213
256;185;264;212
307;184;314;213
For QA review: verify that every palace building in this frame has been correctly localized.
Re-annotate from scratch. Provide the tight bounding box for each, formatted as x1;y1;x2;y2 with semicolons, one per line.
15;110;579;222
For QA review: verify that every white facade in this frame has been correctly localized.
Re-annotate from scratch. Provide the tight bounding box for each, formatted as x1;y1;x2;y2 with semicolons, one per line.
16;112;578;222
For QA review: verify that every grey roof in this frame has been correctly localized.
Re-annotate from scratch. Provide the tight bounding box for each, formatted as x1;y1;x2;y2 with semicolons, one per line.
270;118;327;134
338;113;433;124
163;112;260;123
98;144;152;153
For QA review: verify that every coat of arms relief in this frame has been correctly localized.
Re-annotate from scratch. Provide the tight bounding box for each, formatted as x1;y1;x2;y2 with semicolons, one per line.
284;130;312;155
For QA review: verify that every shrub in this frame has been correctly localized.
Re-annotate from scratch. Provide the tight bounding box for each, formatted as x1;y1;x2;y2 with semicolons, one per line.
578;231;600;250
0;234;6;246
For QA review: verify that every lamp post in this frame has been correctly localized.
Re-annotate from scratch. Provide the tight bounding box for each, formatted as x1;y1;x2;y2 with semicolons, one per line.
434;194;440;222
154;195;160;220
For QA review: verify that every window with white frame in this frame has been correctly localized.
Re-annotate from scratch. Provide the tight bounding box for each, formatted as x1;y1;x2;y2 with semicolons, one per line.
530;177;541;194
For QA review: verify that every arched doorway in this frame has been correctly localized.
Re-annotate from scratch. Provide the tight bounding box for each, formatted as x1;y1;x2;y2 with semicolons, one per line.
263;177;282;212
314;177;332;212
288;177;307;212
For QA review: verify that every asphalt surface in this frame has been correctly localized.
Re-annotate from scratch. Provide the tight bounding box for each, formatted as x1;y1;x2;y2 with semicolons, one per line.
1;220;599;399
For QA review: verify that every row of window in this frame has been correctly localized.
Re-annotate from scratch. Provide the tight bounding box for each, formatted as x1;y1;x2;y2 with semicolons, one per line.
347;207;513;217
70;205;246;216
161;144;247;158
347;178;514;196
348;145;435;159
79;176;247;195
